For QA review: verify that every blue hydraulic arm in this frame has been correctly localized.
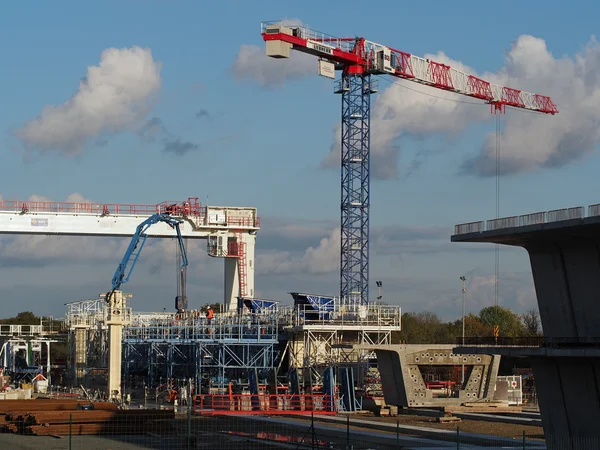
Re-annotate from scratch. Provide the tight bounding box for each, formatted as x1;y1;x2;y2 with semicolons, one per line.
106;213;188;301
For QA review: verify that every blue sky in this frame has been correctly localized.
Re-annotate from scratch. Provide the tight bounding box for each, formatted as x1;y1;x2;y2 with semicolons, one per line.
0;0;599;319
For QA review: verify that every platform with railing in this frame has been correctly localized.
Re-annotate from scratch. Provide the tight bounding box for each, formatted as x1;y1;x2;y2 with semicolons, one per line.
0;197;260;229
123;312;279;343
0;324;44;336
454;203;600;236
281;303;402;331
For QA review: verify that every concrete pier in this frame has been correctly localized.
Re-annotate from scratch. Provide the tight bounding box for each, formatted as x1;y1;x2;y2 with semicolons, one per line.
452;204;600;449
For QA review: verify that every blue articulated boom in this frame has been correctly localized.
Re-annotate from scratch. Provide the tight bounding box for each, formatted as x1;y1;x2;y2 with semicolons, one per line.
105;213;188;303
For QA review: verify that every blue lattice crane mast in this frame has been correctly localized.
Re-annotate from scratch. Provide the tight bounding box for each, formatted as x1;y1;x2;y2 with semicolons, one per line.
106;213;189;311
260;21;557;306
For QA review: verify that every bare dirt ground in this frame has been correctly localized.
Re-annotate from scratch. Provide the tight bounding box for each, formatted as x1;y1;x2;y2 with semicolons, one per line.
374;413;544;439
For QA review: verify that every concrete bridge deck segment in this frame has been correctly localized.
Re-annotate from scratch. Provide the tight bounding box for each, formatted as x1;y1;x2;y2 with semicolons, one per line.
354;344;500;408
452;203;600;448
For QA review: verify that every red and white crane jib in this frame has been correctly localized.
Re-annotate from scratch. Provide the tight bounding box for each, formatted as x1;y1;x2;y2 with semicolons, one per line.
261;21;558;114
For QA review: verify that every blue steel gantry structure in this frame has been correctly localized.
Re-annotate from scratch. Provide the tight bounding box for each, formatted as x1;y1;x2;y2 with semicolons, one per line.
261;21;558;306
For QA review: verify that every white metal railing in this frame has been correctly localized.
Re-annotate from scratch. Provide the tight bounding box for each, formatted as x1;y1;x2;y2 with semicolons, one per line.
280;304;401;328
123;311;279;343
0;324;43;336
486;216;519;230
261;21;356;54
589;204;600;217
519;211;546;226
547;206;584;222
454;221;485;235
454;204;596;235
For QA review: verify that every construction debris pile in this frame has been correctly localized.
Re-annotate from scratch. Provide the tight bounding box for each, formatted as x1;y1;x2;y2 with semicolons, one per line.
0;399;175;436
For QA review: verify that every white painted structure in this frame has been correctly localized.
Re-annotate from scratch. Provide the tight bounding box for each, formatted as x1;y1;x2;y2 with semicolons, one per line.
0;198;259;312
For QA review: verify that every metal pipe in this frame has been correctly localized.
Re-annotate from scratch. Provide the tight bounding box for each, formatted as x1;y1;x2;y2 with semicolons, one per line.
460;276;466;385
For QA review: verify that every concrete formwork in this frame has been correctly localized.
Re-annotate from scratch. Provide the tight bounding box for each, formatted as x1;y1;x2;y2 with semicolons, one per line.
357;344;500;408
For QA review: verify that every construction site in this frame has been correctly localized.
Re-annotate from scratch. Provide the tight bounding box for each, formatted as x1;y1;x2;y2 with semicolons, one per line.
0;17;586;450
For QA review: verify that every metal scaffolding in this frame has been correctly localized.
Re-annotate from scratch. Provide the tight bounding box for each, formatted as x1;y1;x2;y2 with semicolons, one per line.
65;297;280;392
284;293;401;396
122;307;279;390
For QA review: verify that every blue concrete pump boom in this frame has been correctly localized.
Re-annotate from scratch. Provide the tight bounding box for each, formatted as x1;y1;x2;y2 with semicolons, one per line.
106;213;188;306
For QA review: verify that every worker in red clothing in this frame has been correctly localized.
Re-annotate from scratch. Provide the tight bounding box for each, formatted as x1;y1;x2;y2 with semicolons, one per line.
206;306;214;325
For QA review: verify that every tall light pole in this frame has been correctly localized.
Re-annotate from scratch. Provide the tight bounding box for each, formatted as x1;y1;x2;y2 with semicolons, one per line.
460;276;466;385
376;281;382;305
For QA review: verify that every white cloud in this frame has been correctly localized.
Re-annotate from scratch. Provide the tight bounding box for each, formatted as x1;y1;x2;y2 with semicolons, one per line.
233;32;600;178
463;35;600;176
465;271;537;311
257;227;339;275
232;18;316;87
15;46;162;155
232;44;315;87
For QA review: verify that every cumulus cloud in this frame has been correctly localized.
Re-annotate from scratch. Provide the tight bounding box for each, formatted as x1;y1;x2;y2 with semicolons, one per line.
463;271;537;311
462;35;600;176
233;31;600;178
255;218;499;277
232;19;316;87
232;44;316;87
257;227;339;275
15;46;162;155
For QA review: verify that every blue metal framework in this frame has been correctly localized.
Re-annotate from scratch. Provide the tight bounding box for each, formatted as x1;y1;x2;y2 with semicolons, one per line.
337;73;376;305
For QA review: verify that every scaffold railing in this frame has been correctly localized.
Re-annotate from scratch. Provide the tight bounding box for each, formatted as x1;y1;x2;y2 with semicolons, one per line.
280;304;401;328
123;313;279;343
0;324;44;336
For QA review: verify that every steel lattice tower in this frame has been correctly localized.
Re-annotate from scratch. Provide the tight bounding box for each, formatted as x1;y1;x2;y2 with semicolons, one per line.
338;73;377;306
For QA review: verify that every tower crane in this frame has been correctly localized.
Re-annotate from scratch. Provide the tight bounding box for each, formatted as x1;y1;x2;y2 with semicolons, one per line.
261;21;558;306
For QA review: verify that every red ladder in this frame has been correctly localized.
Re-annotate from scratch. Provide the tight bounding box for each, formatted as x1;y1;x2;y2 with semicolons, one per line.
237;234;247;298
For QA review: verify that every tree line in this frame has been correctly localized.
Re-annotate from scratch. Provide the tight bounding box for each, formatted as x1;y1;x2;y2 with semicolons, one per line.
395;305;542;344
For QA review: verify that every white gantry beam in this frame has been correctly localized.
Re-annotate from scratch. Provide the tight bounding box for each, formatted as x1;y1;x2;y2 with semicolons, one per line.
0;199;260;311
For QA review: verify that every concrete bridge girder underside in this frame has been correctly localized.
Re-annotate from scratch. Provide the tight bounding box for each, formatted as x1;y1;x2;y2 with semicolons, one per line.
357;344;500;408
452;215;600;448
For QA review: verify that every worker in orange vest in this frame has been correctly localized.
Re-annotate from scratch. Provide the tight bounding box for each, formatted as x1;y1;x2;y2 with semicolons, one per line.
206;306;214;325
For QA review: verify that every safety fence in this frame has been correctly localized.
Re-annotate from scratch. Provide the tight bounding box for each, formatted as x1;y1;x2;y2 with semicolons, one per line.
3;399;600;449
193;393;336;415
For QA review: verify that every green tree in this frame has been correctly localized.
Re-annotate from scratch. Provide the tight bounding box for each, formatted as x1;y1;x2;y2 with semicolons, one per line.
478;305;527;337
0;311;39;325
465;313;492;337
397;312;444;344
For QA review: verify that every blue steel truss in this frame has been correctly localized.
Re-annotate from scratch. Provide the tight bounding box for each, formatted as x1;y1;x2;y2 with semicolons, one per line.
338;73;375;306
